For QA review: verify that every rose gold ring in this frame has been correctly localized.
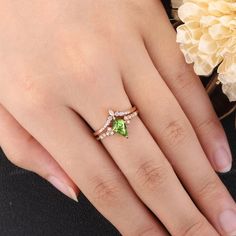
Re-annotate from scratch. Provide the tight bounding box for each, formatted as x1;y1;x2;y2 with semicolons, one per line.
94;106;138;140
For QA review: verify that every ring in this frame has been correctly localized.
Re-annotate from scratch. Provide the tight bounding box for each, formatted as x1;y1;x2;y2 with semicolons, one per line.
94;106;138;140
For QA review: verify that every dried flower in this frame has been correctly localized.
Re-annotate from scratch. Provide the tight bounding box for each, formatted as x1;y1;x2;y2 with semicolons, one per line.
176;0;236;101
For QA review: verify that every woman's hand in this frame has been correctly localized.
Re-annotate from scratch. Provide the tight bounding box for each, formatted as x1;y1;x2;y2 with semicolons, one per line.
0;0;235;235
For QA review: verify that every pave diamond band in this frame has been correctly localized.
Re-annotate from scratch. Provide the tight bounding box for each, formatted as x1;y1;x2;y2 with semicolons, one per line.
94;106;138;140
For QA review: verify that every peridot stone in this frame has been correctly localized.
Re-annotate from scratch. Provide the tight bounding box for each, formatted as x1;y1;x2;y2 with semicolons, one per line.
112;119;128;137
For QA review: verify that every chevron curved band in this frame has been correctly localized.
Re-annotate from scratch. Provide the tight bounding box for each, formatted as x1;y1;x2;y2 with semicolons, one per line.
94;106;138;141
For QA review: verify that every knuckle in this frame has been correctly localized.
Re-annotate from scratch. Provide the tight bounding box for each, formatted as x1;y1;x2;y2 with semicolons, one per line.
18;75;35;92
180;219;208;236
90;174;122;205
175;71;196;91
196;116;219;133
136;226;160;236
197;177;220;200
134;160;168;190
162;119;188;147
173;64;196;90
16;76;55;112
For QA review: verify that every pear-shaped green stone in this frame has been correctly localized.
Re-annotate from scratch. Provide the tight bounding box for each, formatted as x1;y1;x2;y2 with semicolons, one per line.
112;119;128;137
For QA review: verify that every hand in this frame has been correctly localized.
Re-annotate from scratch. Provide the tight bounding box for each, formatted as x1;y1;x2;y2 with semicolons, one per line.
0;1;235;235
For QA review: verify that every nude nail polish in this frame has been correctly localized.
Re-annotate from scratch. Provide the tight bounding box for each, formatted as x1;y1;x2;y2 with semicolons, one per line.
48;176;78;202
219;209;236;236
213;148;232;173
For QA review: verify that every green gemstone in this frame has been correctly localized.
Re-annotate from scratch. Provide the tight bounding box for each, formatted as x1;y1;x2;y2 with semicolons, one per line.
112;119;128;137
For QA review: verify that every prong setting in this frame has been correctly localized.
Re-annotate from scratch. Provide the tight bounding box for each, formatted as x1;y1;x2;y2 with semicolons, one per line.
94;106;138;140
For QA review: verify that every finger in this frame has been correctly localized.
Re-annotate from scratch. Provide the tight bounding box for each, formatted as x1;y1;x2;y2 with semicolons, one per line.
140;1;232;173
120;41;236;236
0;104;79;202
70;77;218;235
2;99;168;236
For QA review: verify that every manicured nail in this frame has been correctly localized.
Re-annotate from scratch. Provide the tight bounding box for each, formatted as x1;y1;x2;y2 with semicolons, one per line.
48;176;78;202
213;147;232;173
219;209;236;235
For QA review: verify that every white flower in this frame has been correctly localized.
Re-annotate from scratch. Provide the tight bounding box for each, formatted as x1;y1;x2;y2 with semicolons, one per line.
218;53;236;101
176;0;236;101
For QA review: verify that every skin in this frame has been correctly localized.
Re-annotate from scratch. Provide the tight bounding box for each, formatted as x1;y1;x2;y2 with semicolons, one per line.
0;0;235;235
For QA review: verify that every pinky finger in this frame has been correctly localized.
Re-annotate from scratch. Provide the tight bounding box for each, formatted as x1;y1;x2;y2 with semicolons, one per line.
0;104;79;202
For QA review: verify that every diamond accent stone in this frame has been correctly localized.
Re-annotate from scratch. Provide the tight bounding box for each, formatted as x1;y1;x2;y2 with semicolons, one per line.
109;110;114;116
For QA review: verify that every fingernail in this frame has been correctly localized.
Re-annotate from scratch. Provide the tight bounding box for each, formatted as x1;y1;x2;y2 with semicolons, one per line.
48;176;78;202
219;209;236;235
213;147;232;173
